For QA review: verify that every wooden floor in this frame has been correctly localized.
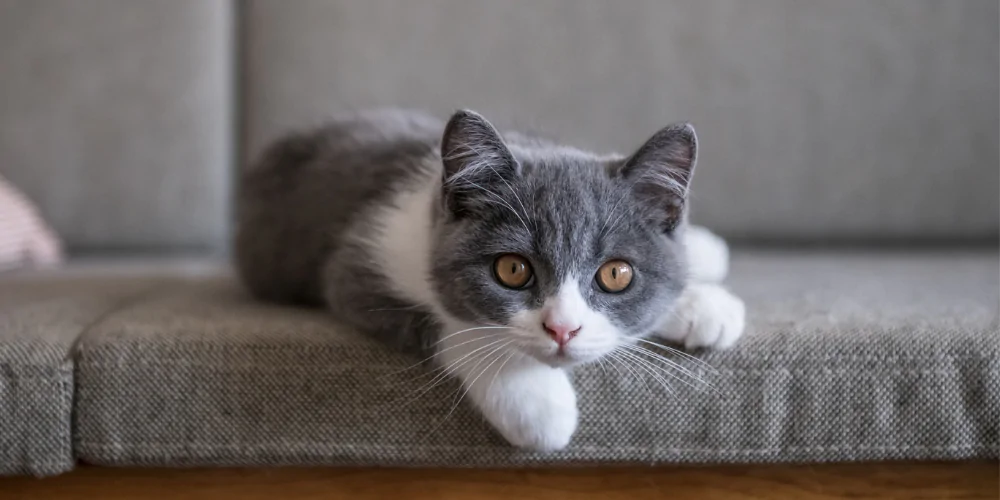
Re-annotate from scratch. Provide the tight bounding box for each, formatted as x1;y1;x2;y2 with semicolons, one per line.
1;462;996;499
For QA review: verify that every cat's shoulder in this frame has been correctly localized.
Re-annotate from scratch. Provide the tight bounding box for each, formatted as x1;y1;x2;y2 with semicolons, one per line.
245;109;442;176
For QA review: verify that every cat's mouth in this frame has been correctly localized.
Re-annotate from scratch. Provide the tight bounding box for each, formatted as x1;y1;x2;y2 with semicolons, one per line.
539;350;579;368
518;340;616;368
502;294;627;368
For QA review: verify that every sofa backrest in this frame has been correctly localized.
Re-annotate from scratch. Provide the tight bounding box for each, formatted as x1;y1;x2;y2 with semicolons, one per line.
0;0;232;253
1;0;996;252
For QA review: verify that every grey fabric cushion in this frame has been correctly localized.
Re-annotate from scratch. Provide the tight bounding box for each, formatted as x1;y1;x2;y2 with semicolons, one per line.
73;251;998;466
0;0;231;251
244;0;998;242
0;274;168;476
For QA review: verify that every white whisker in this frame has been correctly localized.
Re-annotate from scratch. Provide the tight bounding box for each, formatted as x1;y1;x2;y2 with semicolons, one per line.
485;349;519;396
594;355;610;377
602;352;630;381
442;340;507;407
619;343;712;389
634;337;717;372
484;162;536;233
603;208;632;239
613;347;678;395
398;337;512;405
600;161;691;238
599;161;652;237
443;136;533;234
608;350;653;397
428;340;514;435
599;168;639;237
460;179;531;233
433;325;511;346
380;333;502;381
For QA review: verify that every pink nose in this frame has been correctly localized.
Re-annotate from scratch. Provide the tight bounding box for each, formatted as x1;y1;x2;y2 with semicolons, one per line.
543;321;581;346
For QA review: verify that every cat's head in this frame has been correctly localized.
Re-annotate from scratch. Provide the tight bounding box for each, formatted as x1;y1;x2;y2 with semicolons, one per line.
430;110;695;367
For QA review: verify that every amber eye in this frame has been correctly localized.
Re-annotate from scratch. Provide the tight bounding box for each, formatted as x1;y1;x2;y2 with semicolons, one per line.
596;260;634;293
494;254;533;289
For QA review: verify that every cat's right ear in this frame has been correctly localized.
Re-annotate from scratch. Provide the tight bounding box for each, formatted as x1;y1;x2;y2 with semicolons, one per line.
440;110;519;216
612;122;698;233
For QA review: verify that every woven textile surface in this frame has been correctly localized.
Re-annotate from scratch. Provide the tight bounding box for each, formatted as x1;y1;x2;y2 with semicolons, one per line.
69;251;998;467
0;274;170;476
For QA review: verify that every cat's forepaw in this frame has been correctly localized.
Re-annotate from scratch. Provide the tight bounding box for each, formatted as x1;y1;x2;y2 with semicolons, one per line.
476;366;578;451
495;391;578;451
658;283;746;350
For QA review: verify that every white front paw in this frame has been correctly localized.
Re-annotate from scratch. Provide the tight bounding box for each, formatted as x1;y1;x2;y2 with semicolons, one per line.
660;284;746;350
475;366;578;451
496;393;578;452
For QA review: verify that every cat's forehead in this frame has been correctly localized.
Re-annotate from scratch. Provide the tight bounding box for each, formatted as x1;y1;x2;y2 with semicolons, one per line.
510;144;621;172
460;143;645;259
495;150;642;270
518;149;621;208
512;147;618;195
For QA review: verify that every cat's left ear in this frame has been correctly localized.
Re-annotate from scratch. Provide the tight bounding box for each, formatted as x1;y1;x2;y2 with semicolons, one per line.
440;110;519;216
614;122;698;233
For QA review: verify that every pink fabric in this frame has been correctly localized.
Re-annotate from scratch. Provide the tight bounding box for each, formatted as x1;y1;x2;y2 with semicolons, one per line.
0;175;63;270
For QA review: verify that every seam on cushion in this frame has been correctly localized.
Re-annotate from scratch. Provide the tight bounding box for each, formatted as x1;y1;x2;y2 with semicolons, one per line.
28;362;75;476
5;361;75;475
76;442;994;454
53;367;73;467
66;283;181;361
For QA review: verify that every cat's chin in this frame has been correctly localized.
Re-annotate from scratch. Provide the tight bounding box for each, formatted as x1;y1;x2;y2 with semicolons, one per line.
536;355;581;369
524;349;611;369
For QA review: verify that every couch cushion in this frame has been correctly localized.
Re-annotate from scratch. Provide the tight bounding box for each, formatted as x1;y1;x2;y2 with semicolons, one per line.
244;0;998;242
0;274;168;476
74;251;999;466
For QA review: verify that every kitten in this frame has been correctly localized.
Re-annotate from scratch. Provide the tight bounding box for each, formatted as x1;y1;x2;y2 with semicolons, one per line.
235;108;745;451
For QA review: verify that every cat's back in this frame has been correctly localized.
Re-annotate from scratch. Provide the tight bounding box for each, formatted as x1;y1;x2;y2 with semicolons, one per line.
246;108;443;180
235;109;443;305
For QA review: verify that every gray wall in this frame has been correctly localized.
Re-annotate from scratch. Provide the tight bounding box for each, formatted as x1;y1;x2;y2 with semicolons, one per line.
0;1;996;251
246;0;998;243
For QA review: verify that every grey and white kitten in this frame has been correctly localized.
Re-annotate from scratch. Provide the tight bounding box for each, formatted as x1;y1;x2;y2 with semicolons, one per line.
235;108;745;451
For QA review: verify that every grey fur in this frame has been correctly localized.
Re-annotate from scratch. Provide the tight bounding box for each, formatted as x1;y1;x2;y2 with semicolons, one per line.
235;108;697;356
235;109;442;350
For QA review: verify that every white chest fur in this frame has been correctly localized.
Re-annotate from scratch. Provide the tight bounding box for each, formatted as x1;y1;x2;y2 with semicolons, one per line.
365;158;445;314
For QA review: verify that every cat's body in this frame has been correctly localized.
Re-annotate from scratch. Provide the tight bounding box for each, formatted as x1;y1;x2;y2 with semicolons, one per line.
236;108;745;450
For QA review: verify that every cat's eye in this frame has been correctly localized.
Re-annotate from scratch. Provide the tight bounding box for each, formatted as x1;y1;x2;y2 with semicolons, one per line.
596;260;633;293
494;254;533;289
